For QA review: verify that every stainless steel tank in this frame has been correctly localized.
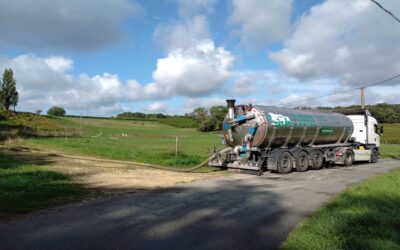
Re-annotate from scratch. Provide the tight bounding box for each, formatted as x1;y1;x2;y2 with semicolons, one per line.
223;103;354;148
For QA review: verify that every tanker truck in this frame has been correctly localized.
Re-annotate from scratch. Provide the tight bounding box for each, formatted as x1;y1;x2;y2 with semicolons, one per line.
208;100;382;175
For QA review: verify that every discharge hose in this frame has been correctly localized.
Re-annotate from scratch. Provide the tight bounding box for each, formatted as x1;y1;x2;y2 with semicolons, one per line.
58;147;232;173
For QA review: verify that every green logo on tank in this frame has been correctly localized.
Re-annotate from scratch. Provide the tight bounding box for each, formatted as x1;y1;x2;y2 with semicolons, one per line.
267;112;291;127
321;128;334;134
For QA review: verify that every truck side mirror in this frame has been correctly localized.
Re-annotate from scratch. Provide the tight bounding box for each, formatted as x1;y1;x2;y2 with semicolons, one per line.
380;126;384;135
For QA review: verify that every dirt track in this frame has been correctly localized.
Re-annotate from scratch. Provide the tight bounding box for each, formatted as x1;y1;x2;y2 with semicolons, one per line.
0;146;226;194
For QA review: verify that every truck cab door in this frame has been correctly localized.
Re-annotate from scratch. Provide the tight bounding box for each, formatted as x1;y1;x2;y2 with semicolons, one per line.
368;120;380;148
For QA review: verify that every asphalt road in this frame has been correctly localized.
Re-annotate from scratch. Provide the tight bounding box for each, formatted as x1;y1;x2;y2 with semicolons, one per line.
1;159;399;250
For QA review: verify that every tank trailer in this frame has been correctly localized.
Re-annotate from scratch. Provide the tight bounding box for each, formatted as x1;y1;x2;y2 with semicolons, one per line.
209;100;382;175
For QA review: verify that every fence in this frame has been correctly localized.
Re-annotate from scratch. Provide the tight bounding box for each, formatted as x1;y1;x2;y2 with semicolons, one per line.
0;124;81;140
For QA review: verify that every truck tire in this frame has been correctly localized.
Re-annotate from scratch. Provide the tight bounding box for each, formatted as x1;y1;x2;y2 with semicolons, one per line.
370;149;379;163
295;151;309;172
277;151;294;174
344;150;354;166
310;150;323;170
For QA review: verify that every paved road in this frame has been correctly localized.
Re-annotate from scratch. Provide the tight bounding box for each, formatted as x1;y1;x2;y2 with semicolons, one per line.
1;159;399;250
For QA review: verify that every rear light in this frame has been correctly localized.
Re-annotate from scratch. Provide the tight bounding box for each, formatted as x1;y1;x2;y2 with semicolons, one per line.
336;151;343;156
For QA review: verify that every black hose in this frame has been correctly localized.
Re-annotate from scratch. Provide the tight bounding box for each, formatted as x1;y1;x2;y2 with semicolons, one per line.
58;147;232;173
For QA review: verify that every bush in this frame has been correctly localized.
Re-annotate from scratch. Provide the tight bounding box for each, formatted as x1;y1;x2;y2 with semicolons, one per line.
47;106;66;116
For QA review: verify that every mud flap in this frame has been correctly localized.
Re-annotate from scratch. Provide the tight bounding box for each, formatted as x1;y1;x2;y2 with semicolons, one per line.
267;156;278;171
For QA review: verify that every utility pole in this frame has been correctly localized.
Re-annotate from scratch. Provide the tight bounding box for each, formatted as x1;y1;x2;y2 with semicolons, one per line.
360;87;365;109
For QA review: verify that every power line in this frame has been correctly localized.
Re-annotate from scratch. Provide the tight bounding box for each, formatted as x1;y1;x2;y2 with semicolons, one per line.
283;74;400;106
369;0;400;24
282;0;400;107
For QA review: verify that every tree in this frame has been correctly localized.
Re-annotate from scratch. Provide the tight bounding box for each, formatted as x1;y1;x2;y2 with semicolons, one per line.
35;109;42;115
209;105;227;130
193;107;215;132
0;68;19;110
47;106;66;116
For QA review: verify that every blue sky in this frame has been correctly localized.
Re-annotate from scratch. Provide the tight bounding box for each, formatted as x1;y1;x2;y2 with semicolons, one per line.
0;0;399;116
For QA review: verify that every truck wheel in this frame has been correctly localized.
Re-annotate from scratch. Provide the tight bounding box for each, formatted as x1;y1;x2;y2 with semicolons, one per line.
344;150;354;166
370;149;379;163
295;151;309;172
277;151;293;174
310;150;323;170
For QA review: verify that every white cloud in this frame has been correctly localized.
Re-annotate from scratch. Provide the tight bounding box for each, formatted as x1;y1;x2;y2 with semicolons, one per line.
228;0;293;48
150;0;238;99
0;52;234;115
271;0;400;87
278;93;322;107
229;75;255;96
0;0;143;50
227;71;290;97
44;56;74;72
1;54;73;90
153;15;210;50
152;40;234;97
143;102;168;113
0;54;147;114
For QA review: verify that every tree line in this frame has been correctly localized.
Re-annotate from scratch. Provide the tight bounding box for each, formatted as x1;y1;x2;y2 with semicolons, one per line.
115;106;228;132
314;103;400;123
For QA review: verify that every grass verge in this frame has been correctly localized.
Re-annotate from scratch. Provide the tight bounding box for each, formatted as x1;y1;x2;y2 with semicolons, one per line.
0;153;85;218
282;168;400;250
381;123;400;144
380;144;400;159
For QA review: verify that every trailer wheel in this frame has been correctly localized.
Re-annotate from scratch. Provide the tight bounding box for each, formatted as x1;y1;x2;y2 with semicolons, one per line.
295;151;309;172
344;150;354;166
370;149;379;163
277;151;293;174
310;150;323;170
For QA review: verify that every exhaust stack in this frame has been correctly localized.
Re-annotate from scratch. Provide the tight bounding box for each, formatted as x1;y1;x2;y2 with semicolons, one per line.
226;99;236;119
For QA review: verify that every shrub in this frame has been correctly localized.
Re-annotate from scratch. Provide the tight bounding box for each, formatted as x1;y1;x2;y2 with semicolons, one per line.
47;106;66;116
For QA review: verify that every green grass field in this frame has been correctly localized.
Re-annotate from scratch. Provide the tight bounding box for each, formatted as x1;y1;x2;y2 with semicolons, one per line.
380;144;400;159
282;168;400;250
16;117;223;168
381;123;400;144
0;154;84;217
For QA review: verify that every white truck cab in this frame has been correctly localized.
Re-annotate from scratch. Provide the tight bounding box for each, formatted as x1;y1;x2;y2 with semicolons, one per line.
338;109;381;163
346;110;380;148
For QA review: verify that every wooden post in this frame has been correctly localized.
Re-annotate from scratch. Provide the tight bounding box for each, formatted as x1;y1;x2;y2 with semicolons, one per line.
175;136;178;157
80;113;83;136
65;126;68;142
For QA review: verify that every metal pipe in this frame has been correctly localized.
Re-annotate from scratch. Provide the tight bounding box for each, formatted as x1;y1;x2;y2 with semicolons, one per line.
226;99;236;119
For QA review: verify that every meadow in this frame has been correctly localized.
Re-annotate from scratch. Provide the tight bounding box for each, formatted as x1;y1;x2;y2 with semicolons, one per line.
17;117;223;168
380;123;400;144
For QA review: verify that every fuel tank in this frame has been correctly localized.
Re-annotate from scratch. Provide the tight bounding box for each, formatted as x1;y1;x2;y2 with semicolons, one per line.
223;102;354;148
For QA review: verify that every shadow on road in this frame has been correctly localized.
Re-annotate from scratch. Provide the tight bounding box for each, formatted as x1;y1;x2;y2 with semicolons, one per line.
0;175;289;250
